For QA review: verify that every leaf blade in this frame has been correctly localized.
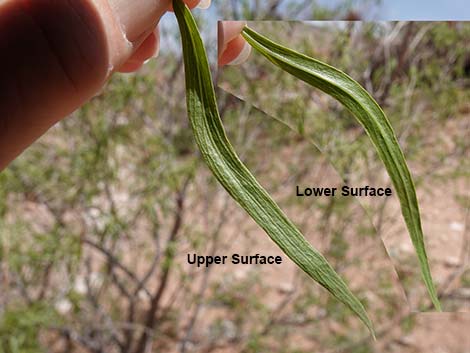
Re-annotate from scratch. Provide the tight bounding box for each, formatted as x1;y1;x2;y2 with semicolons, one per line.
241;26;441;311
172;0;375;334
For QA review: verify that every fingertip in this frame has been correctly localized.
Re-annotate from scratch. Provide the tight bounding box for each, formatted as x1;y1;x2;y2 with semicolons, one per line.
218;21;247;61
218;34;251;67
116;27;159;73
144;28;160;59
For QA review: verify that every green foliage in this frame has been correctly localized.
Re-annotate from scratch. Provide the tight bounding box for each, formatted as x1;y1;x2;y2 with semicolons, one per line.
0;303;58;353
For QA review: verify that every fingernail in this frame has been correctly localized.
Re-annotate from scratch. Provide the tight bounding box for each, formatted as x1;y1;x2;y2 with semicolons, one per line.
142;47;159;65
151;47;160;59
142;28;160;65
145;50;159;63
227;41;251;66
196;0;211;9
151;28;160;59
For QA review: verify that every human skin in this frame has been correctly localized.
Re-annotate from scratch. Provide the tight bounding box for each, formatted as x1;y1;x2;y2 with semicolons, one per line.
218;21;250;66
0;0;245;171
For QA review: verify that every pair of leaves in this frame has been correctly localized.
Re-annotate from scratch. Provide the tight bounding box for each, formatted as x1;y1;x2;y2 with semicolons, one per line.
173;0;440;336
240;27;441;312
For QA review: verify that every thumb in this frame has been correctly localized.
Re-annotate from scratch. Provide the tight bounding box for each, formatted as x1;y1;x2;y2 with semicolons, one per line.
0;0;168;169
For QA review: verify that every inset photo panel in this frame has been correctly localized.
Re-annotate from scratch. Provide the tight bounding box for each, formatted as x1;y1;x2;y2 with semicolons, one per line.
218;21;469;314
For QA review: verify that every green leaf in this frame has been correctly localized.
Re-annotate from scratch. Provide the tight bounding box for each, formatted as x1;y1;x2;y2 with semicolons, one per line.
241;26;441;311
173;0;374;335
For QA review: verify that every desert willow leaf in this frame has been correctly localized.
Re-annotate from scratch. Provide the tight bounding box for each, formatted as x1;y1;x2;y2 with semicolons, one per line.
173;0;374;335
241;26;441;311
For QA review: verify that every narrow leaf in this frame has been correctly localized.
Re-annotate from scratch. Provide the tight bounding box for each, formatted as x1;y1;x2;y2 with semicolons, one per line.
173;0;375;335
241;26;441;311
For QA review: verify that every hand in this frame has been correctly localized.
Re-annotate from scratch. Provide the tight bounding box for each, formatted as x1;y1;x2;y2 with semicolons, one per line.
218;21;251;66
0;0;206;170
